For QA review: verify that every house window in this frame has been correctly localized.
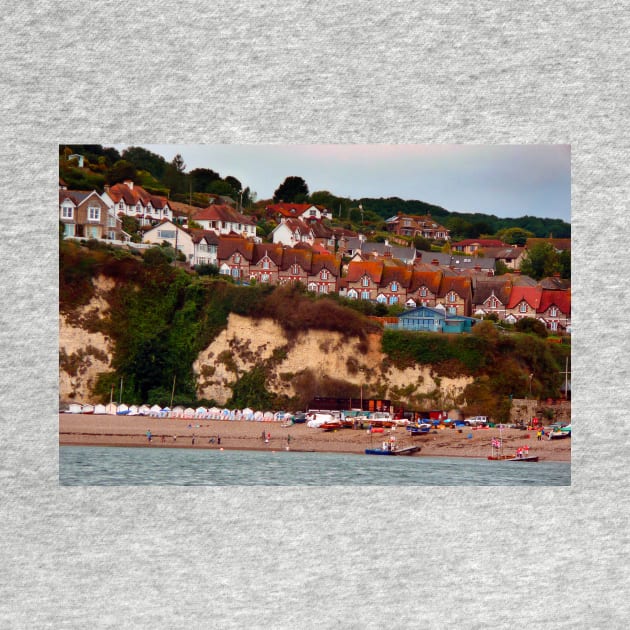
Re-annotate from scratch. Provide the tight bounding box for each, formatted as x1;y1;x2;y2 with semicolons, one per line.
231;268;240;278
550;321;558;331
348;289;358;300
391;282;398;292
420;287;427;297
448;306;457;314
119;201;124;210
157;230;176;239
550;307;558;317
261;273;269;283
448;293;456;303
361;291;371;300
519;302;527;313
234;254;241;263
88;206;101;221
320;284;328;294
361;276;370;287
61;205;73;219
389;296;398;305
377;294;387;304
291;264;300;275
263;260;270;269
321;270;328;280
308;282;317;292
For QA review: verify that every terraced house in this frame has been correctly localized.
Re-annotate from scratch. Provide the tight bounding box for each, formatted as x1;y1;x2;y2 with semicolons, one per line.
59;189;122;240
385;212;450;241
102;180;172;226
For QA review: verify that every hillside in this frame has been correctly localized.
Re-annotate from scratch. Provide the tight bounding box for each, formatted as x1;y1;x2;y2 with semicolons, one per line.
59;242;570;420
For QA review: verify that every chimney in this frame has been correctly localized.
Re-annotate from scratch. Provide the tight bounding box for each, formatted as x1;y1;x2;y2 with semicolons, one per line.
124;180;134;190
104;184;110;194
359;233;366;243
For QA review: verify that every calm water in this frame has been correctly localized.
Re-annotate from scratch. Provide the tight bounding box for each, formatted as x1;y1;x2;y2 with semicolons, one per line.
59;447;570;486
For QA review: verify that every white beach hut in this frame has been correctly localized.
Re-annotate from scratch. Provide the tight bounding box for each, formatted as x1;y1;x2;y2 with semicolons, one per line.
171;406;185;418
94;403;107;415
184;407;195;418
195;406;207;418
138;404;151;416
116;403;130;415
149;404;162;417
254;410;264;422
68;403;83;414
242;408;254;421
128;405;139;416
82;404;95;414
105;402;118;415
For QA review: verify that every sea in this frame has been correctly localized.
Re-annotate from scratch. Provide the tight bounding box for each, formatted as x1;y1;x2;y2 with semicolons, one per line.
59;446;570;486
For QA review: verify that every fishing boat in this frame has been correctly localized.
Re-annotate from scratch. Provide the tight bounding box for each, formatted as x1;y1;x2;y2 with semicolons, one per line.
506;454;539;462
368;411;396;428
406;423;432;436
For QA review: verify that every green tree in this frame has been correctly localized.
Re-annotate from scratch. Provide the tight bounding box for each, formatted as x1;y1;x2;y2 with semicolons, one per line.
559;249;571;279
496;227;535;246
121;146;168;179
190;168;221;192
163;154;187;196
515;317;548;338
273;176;309;203
224;176;242;194
107;160;138;185
413;235;432;251
520;242;560;280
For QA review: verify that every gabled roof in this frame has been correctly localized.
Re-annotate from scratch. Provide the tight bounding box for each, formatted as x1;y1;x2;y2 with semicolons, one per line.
506;286;543;309
409;269;443;294
346;260;384;283
472;278;512;305
280;247;313;272
107;182;170;210
539;275;571;290
217;237;255;261
310;221;333;238
482;246;524;260
59;189;98;205
538;289;571;315
276;217;313;236
380;261;413;287
194;204;255;225
438;276;472;299
310;252;340;277
188;229;220;245
266;203;325;218
252;243;284;267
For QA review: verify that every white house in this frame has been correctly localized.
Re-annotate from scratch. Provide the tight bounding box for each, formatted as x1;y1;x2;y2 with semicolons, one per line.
102;180;173;226
142;220;194;263
192;205;257;239
270;218;314;247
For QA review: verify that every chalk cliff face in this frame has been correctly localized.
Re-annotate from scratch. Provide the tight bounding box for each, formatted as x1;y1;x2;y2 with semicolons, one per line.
59;276;115;404
59;278;472;408
193;313;472;407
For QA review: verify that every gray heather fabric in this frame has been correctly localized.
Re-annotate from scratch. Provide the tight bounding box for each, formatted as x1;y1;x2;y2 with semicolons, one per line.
1;1;628;628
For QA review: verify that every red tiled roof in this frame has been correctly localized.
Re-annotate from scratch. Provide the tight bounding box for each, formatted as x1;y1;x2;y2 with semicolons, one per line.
280;247;313;272
380;262;413;287
438;276;472;299
107;182;170;210
193;205;255;225
217;237;255;261
280;218;312;236
188;228;220;245
506;286;543;309
452;239;508;248
346;261;384;283
266;203;323;218
252;243;284;266
538;289;570;315
525;238;571;251
310;252;340;277
409;270;443;293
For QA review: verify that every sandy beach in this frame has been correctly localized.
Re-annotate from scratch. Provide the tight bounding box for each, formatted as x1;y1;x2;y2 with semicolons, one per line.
59;414;571;462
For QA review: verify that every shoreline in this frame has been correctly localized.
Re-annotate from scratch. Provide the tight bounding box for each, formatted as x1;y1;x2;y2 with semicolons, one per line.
59;415;571;462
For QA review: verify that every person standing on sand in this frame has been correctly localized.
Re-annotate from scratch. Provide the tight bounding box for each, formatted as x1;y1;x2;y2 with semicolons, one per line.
192;434;195;445
146;430;152;443
217;436;221;445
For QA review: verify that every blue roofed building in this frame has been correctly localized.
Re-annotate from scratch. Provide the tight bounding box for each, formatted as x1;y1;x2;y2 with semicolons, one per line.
387;305;478;333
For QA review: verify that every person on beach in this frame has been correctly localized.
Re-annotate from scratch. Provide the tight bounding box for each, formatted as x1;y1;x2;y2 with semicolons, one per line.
173;435;177;442
217;436;221;445
261;430;266;441
146;430;152;443
192;434;195;445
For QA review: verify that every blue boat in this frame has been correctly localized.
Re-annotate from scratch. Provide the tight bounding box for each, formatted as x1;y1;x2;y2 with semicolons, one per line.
365;445;421;456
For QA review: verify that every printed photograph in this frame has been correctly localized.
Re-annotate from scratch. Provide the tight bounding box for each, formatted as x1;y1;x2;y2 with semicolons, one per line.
59;144;571;485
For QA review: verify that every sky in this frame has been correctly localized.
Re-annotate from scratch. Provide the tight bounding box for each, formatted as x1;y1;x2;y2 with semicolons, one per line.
113;144;571;223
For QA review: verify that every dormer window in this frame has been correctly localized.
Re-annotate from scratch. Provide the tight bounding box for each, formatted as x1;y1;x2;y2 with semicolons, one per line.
291;264;300;275
321;270;328;280
361;276;370;287
234;254;241;263
550;306;558;317
420;287;427;297
448;292;456;303
391;282;398;292
262;259;270;269
519;302;527;313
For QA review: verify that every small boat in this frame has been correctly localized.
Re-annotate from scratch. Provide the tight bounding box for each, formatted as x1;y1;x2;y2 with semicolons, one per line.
548;430;570;440
487;454;513;461
368;412;396;428
406;423;432;436
365;445;421;456
506;455;539;462
320;422;343;431
82;404;94;414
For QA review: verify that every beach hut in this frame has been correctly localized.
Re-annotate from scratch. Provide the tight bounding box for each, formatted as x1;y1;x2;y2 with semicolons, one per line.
242;408;254;421
208;407;220;419
195;406;207;418
82;404;95;414
149;404;162;417
116;403;130;415
128;405;139;416
138;404;151;416
105;402;118;415
160;406;170;418
171;406;185;418
254;410;264;422
221;408;230;420
184;407;195;418
68;403;83;414
94;403;107;415
263;411;274;422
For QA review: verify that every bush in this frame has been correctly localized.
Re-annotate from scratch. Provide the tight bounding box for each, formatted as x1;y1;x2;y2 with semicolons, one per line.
515;317;548;338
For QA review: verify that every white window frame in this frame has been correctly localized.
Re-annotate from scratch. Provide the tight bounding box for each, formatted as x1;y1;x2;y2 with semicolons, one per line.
61;205;73;219
362;276;370;287
87;206;101;222
520;302;527;313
